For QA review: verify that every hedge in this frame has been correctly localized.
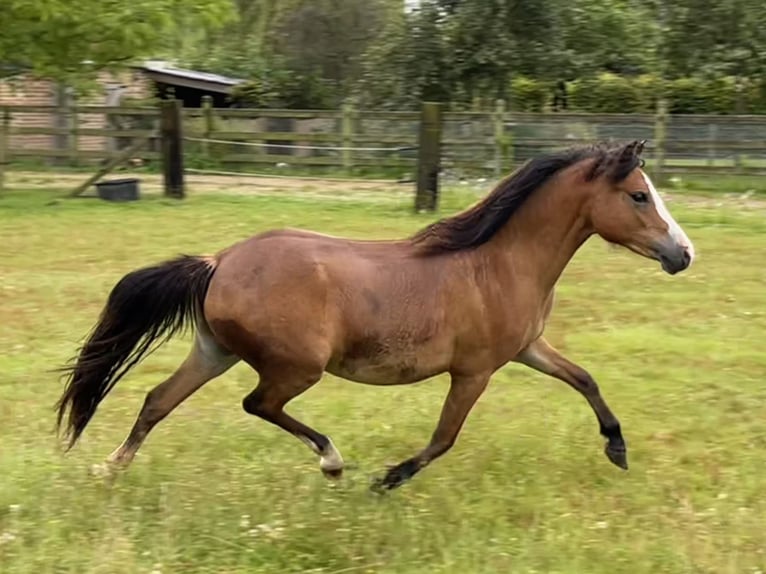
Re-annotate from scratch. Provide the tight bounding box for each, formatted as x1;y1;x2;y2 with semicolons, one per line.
509;73;766;114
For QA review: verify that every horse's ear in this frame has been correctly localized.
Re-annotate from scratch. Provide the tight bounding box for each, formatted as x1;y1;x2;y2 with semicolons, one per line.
620;140;642;159
608;140;643;181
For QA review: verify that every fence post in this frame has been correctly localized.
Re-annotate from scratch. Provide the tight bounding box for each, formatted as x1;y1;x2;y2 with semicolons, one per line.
707;124;717;167
341;100;355;173
0;107;9;193
493;99;507;178
652;98;667;183
734;78;744;172
69;104;79;167
415;101;443;212
160;99;185;199
201;94;213;160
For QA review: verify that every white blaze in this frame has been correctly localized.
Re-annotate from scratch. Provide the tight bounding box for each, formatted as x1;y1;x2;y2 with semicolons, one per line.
640;170;695;264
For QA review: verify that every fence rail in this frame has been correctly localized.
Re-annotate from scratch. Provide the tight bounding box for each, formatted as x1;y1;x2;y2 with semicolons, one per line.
2;99;766;182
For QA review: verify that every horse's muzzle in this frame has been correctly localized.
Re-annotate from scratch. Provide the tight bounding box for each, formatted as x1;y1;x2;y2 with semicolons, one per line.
655;238;692;275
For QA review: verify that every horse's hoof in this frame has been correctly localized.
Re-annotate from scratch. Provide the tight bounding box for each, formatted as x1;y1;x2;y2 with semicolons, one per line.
369;476;394;494
89;461;120;483
369;460;419;493
605;442;628;470
321;467;343;480
369;467;397;494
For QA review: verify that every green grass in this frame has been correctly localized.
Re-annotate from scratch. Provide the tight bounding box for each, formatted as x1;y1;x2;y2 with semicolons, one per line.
1;187;764;574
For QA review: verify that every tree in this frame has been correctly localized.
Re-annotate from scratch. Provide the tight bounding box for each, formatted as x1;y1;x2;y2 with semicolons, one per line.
355;2;452;108
270;0;392;90
660;0;766;80
0;0;232;87
556;0;659;78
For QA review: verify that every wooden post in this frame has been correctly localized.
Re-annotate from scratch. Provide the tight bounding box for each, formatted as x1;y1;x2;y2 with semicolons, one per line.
201;94;213;160
505;92;515;170
707;124;717;167
415;101;443;212
652;97;667;183
160;99;185;199
54;85;71;167
0;107;9;193
341;100;354;173
734;77;744;172
69;104;79;167
493;99;506;178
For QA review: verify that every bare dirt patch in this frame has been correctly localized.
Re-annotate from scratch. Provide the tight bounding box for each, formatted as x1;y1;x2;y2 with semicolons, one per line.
6;169;766;211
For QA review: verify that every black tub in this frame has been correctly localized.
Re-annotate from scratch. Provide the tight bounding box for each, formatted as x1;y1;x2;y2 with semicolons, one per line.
95;178;140;201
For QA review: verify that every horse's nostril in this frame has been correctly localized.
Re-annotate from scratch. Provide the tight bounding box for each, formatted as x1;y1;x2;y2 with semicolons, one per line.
682;249;691;266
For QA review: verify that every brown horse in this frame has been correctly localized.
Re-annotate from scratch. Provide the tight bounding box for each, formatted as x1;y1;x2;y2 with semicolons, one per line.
56;140;694;491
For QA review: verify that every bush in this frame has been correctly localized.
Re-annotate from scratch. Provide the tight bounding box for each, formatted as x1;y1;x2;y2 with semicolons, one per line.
230;68;335;109
744;78;766;113
630;74;664;112
666;77;714;114
664;76;750;114
564;74;766;114
704;76;739;114
569;72;646;113
509;76;550;112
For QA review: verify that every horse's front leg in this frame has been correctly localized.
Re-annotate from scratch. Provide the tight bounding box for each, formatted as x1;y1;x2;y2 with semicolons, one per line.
515;337;628;470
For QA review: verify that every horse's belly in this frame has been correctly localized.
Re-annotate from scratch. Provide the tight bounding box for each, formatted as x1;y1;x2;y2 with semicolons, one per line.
326;355;445;386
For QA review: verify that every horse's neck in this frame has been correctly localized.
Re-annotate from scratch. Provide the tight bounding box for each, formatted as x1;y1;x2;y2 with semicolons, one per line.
486;179;593;294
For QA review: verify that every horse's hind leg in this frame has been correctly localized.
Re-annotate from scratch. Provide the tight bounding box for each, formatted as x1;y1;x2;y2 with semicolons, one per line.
372;372;490;491
241;370;344;479
96;329;238;475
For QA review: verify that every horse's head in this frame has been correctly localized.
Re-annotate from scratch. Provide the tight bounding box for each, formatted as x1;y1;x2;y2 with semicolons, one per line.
586;140;694;275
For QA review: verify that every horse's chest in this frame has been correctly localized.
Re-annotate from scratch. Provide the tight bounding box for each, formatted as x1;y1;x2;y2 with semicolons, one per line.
489;297;552;361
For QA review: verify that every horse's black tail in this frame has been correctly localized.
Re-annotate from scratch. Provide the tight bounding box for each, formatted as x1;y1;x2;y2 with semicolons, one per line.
55;255;217;449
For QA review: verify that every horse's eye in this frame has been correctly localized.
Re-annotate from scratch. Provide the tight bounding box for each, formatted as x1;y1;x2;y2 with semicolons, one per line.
630;191;649;204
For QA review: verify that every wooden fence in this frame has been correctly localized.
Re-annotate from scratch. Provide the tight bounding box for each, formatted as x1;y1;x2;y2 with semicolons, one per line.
2;98;766;184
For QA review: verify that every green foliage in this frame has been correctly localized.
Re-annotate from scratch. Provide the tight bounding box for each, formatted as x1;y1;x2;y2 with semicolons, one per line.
230;66;334;109
556;0;659;78
666;78;718;115
184;0;395;109
744;78;766;113
0;0;233;88
509;77;550;112
563;73;766;114
4;0;766;113
569;73;649;113
663;76;758;115
661;0;766;79
355;3;452;109
631;74;665;112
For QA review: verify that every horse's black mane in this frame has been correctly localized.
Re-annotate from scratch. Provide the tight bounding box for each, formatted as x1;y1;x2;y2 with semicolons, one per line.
410;140;645;255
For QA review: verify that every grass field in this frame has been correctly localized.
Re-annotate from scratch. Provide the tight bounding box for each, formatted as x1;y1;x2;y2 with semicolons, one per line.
1;182;765;574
